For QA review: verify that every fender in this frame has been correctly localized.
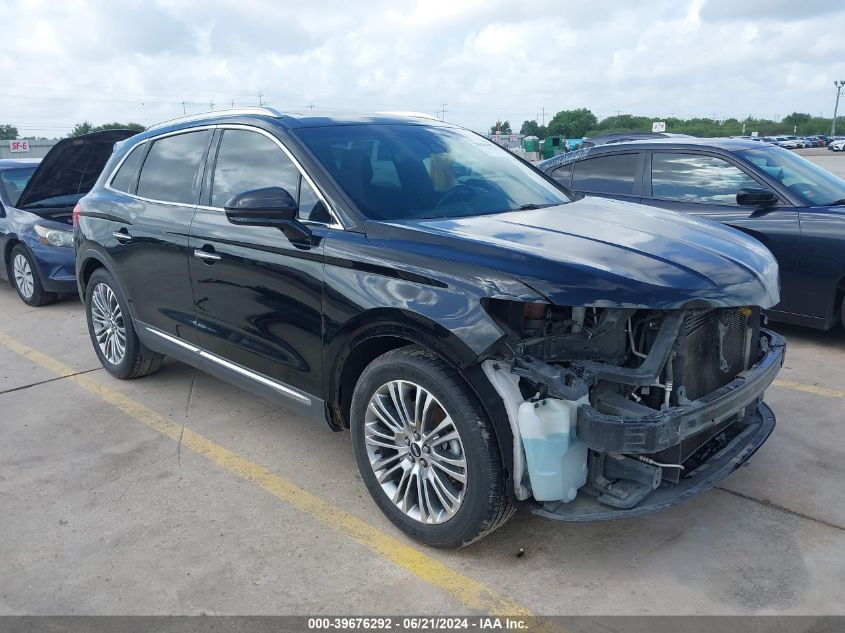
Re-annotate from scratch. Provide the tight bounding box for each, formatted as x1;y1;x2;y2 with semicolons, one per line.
74;244;138;322
325;316;516;501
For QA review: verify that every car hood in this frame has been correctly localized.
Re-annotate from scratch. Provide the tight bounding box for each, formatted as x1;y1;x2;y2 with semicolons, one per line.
370;196;780;309
15;129;138;209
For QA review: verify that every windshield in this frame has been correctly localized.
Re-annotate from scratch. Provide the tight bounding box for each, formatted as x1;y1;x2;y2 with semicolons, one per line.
738;146;845;206
0;167;36;206
295;124;570;220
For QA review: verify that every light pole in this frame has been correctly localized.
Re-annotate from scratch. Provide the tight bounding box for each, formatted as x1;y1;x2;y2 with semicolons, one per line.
833;80;845;135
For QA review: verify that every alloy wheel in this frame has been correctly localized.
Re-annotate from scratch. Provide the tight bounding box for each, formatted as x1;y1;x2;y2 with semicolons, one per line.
12;253;34;299
364;380;468;524
90;282;127;365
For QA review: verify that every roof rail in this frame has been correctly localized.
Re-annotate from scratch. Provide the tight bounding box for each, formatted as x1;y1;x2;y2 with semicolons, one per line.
377;111;441;121
146;106;285;131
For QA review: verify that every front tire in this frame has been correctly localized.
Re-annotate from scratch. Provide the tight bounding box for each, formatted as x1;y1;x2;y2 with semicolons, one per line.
350;345;514;548
10;245;57;307
85;268;163;379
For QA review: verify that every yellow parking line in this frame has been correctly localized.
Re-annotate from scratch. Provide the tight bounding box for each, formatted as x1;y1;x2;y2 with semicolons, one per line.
773;379;845;400
0;331;532;617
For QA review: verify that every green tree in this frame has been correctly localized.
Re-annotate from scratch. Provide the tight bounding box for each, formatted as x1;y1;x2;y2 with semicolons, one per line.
69;121;94;137
0;124;19;139
68;121;145;137
547;108;598;138
519;120;546;137
592;114;653;134
93;121;145;133
490;120;512;135
782;112;812;133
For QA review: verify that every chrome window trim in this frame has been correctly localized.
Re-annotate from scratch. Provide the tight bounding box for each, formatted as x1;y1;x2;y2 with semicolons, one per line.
144;326;312;405
105;123;344;229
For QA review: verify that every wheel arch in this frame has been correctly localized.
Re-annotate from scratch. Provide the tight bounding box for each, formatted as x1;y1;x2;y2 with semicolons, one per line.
75;247;130;304
2;236;22;287
327;316;515;496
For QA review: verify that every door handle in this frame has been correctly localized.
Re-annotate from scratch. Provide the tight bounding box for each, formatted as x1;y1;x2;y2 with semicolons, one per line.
112;231;132;243
193;248;221;263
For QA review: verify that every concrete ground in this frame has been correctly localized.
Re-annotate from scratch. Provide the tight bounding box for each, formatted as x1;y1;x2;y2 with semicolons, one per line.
1;153;844;617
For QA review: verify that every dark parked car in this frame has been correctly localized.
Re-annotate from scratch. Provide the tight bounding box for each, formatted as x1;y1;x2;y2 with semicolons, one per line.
0;130;136;306
75;109;784;547
540;137;845;330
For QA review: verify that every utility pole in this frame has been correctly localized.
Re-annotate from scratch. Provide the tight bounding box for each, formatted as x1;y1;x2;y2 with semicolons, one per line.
209;99;214;110
440;101;448;121
833;80;844;135
540;106;545;126
182;101;186;115
307;103;315;110
258;91;264;107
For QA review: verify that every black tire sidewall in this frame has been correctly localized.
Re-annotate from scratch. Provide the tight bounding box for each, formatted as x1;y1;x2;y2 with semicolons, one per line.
85;269;141;379
10;245;50;307
350;349;504;548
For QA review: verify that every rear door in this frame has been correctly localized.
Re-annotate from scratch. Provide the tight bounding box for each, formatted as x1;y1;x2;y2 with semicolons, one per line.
107;128;213;341
642;150;802;314
187;126;329;401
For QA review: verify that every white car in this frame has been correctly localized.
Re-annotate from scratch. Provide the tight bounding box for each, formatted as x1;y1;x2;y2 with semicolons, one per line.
774;136;800;149
827;138;845;152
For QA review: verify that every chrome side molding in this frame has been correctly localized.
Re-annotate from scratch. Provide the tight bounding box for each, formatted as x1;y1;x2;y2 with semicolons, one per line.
144;326;311;405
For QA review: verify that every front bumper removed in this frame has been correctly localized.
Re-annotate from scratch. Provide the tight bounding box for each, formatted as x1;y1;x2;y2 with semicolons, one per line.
529;330;784;521
576;330;785;454
533;401;775;521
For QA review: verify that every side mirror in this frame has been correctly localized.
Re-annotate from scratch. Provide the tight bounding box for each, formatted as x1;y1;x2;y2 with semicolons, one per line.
224;187;312;242
737;187;778;207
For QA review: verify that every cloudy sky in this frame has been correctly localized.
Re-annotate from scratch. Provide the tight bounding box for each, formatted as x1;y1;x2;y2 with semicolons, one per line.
1;0;844;137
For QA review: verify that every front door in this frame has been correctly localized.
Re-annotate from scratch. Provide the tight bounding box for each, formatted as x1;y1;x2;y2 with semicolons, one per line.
188;127;328;401
643;150;801;315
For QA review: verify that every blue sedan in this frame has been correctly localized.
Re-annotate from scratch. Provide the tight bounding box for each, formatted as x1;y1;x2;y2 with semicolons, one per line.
0;130;136;306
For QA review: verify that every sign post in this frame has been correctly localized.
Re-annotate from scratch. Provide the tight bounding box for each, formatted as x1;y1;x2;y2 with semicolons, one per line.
651;121;666;133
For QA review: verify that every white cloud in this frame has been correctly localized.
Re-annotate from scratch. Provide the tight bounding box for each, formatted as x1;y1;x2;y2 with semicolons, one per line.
0;0;843;137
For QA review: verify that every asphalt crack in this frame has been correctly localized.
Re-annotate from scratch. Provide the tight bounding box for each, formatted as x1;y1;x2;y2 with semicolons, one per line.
0;367;103;397
715;486;845;533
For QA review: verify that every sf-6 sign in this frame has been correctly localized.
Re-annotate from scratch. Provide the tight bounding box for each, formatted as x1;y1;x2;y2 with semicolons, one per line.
9;139;30;153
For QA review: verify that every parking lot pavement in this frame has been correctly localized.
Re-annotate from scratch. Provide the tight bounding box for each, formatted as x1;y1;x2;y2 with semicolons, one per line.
2;154;845;617
3;287;845;616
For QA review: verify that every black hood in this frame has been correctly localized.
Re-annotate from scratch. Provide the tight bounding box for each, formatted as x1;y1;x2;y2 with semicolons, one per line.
15;129;138;209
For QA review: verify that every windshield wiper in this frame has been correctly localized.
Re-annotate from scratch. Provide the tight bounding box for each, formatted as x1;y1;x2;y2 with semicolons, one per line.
517;203;557;210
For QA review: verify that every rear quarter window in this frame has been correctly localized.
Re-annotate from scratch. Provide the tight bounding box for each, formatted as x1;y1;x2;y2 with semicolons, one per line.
571;153;638;195
110;144;146;193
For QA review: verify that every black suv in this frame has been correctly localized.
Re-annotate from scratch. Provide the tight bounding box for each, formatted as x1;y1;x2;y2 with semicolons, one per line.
75;109;785;547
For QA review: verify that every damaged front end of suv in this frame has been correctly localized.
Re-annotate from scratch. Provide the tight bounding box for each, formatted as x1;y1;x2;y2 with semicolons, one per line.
481;298;785;520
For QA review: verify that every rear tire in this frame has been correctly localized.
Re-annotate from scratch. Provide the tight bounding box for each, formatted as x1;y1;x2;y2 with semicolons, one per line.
85;268;163;379
350;345;514;548
10;245;57;307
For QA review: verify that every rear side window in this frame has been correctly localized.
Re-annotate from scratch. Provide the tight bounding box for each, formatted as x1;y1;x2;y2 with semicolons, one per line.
551;163;573;186
651;153;760;205
571;154;638;195
137;130;212;205
110;144;146;193
211;129;300;208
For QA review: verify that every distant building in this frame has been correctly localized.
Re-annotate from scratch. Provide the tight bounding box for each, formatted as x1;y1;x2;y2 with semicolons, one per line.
1;138;59;159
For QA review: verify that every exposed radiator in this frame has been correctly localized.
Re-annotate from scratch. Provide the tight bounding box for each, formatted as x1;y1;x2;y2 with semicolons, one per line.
679;308;754;402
